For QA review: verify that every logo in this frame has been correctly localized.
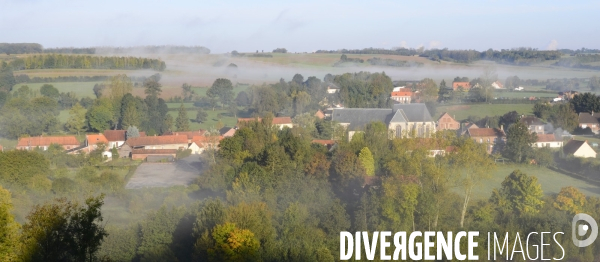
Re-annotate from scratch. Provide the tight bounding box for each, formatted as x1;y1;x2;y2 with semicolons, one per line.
572;213;598;247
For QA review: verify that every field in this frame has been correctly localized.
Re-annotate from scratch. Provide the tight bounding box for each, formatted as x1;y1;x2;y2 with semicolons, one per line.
471;164;600;199
494;90;557;99
13;81;102;98
167;108;238;130
436;104;534;120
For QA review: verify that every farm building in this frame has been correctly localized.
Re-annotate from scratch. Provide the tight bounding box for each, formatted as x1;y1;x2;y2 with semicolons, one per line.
16;136;80;151
131;149;177;161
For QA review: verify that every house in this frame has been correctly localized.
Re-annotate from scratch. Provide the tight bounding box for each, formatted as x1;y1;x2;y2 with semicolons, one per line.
219;127;236;137
466;128;506;154
563;140;597;158
519;116;545;134
126;135;188;150
331;103;436;140
514;87;524;91
326;85;340;94
491;81;504;89
452;82;471;91
164;130;207;143
578;112;600;134
237;117;294;130
104;130;146;149
533;134;563;148
16;136;80;151
390;87;413;104
437;112;460;130
311;139;337;150
85;134;109;153
315;110;325;120
189;135;223;154
131;149;177;161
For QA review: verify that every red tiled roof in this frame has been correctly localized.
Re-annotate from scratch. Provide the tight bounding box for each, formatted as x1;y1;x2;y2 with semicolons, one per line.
103;130;126;141
536;134;558;143
315;110;325;119
191;135;223;144
126;135;188;147
165;130;207;140
468;128;505;137
311;139;336;146
132;149;178;155
86;134;108;144
17;136;80;147
391;91;413;97
452;82;471;89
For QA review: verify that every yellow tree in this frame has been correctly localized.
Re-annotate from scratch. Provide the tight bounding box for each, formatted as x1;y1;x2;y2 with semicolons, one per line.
0;186;20;261
554;186;586;214
450;137;495;228
208;223;260;262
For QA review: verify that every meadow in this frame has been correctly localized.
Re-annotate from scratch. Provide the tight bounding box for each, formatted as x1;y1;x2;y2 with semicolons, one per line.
436;104;534;120
13;81;102;98
471;164;600;199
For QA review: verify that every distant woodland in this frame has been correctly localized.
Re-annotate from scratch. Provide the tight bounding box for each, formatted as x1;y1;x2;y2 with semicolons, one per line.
2;54;166;71
0;43;210;55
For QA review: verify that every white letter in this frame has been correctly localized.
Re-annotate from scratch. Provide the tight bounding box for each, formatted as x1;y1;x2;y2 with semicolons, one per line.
468;231;479;260
363;231;378;260
493;232;509;260
393;232;407;260
438;232;452;260
381;231;391;260
553;232;565;260
455;231;466;260
423;231;435;260
487;232;490;260
340;232;353;260
510;232;525;261
409;231;423;260
356;232;361;260
541;232;550;260
526;232;539;260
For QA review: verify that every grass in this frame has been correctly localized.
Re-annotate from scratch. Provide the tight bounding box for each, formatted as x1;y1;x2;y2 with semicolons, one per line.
0;138;17;149
471;164;600;200
167;108;238;130
166;103;195;109
437;104;534;120
494;91;557;99
13;82;102;98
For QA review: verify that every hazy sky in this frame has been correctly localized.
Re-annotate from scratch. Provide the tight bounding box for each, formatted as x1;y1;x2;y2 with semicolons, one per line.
1;0;598;53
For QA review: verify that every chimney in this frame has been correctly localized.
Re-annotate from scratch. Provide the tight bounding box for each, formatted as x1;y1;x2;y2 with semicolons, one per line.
500;125;504;131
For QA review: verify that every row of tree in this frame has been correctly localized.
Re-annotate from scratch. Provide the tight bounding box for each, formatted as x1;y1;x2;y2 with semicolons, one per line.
5;54;166;71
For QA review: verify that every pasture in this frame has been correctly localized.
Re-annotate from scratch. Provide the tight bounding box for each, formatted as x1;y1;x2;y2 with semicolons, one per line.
471;164;600;199
436;104;534;120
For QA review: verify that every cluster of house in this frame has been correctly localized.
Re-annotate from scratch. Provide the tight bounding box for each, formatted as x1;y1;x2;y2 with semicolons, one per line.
13;127;236;161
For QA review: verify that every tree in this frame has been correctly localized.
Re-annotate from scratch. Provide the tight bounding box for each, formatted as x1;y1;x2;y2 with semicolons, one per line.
499;111;520;128
65;103;87;135
235;91;250;107
196;108;208;123
144;74;162;97
108;74;132;102
570;92;600;113
163;114;174;133
181;83;194;101
110;147;119;159
92;84;105;99
504;121;537;163
554;186;586;214
40;84;59;99
175;103;190;131
0;186;19;261
589;76;600;91
549;103;579;132
358;147;375;176
292;74;304;85
126;126;140;139
207;78;234;109
491;170;544;215
450;137;495;228
532;147;554;167
19;196;108;262
86;98;114;132
418;78;438;102
207;223;260;262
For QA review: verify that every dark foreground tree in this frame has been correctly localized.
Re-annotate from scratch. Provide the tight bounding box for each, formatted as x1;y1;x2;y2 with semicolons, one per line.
19;195;107;262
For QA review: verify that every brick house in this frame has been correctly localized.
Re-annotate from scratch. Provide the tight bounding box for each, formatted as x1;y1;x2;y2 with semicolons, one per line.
519;116;545;134
466;128;506;154
452;82;471;91
16;136;80;151
391;87;413;104
437;112;460;130
578;112;600;134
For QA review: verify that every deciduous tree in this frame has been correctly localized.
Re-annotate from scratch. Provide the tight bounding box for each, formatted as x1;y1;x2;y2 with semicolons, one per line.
175;103;190;131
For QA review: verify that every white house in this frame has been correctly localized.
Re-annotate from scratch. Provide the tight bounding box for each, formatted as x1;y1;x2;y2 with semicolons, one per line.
533;134;563;148
563;140;597;158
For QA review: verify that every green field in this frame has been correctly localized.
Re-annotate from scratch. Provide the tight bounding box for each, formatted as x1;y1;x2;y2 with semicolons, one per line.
437;104;534;120
494;91;557;99
167;109;238;130
166;102;195;109
12;82;102;98
471;164;600;199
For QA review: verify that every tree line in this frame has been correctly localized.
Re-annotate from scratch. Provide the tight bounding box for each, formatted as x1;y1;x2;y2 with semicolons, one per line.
0;43;210;55
4;54;166;71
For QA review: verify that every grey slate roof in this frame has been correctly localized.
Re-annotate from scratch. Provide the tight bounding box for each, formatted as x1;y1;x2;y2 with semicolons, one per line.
332;104;434;130
579;112;600;124
392;103;433;122
331;108;393;130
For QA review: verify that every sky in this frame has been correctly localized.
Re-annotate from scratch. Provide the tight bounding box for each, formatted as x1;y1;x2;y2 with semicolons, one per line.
1;0;598;53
